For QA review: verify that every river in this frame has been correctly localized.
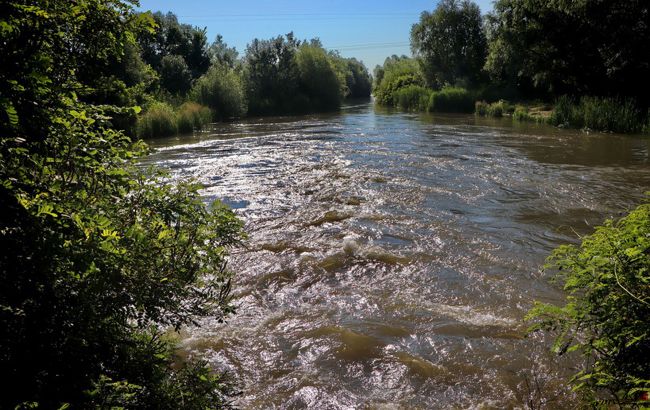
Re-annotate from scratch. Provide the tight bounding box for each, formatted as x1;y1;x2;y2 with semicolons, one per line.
144;102;650;409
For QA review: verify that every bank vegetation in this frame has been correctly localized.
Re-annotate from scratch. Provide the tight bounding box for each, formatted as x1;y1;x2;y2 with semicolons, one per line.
374;0;650;135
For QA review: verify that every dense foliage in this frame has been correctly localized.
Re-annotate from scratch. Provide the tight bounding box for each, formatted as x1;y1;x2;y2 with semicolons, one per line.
428;87;474;113
550;96;645;134
374;0;650;134
295;43;344;112
485;0;650;102
343;58;373;99
410;0;486;88
138;11;211;83
243;34;301;115
527;203;650;406
132;25;372;134
190;64;246;120
373;56;424;106
0;1;243;408
243;35;370;115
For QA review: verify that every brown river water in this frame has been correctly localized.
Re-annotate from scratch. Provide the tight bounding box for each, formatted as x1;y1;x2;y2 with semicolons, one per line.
144;102;650;409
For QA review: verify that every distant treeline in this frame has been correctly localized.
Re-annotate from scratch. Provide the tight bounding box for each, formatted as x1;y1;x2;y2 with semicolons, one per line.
374;0;650;134
92;11;372;138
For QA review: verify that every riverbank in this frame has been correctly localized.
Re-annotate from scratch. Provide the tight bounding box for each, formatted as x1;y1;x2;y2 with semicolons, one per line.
475;97;650;134
378;85;650;135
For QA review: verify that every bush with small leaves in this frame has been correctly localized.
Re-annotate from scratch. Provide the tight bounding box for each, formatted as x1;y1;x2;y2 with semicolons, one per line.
527;201;650;406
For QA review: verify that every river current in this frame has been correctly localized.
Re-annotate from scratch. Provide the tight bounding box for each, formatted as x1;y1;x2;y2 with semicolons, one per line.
144;102;650;408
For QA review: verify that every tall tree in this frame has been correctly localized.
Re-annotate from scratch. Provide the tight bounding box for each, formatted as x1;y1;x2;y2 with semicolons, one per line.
410;0;487;88
208;34;240;68
485;0;650;101
344;58;373;99
244;33;301;115
137;11;211;93
0;1;241;407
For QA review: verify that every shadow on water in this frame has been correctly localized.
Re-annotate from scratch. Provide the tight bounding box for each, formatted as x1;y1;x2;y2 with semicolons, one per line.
144;101;650;409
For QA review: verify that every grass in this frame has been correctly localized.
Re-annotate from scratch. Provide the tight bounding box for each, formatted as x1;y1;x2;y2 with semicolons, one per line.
475;100;515;118
137;101;212;138
177;102;212;134
394;85;431;111
428;87;474;113
387;85;474;114
383;84;648;134
550;96;645;133
476;100;552;124
136;102;178;139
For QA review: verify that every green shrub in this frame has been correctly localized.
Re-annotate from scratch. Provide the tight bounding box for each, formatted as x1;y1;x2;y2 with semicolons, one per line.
428;87;474;113
177;102;212;133
394;85;431;111
475;101;489;116
487;101;504;117
551;95;644;133
488;100;515;117
474;99;514;117
373;57;423;106
550;95;581;127
2;2;243;407
137;102;178;138
295;44;343;112
159;54;193;95
580;96;642;133
527;201;650;406
513;105;531;121
138;102;212;138
190;64;246;119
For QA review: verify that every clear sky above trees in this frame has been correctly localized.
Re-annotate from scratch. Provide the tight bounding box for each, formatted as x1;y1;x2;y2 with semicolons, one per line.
138;0;494;69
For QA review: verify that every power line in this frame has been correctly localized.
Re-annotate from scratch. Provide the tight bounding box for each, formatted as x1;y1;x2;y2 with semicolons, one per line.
180;16;417;22
176;12;420;17
174;11;421;22
328;42;410;51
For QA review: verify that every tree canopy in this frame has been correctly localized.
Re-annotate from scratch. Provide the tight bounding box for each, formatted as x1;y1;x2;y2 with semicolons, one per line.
0;1;243;407
410;0;487;88
485;0;650;101
243;33;371;115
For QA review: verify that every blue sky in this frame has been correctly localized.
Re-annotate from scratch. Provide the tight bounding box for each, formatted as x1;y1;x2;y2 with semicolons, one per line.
137;0;494;70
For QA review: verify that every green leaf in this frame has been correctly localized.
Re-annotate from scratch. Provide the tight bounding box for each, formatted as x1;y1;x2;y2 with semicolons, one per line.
5;103;18;126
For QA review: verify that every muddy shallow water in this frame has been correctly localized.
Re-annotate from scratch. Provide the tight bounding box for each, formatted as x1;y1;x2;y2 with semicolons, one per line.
144;102;650;408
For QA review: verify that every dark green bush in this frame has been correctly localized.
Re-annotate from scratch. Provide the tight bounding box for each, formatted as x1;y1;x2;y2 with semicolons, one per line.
581;97;642;133
190;64;246;120
551;95;645;133
295;44;343;112
159;55;193;96
527;202;650;406
373;57;424;106
428;87;474;113
394;85;431;111
512;105;531;121
136;102;178;138
474;100;515;118
474;84;521;103
177;102;212;133
1;3;245;406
